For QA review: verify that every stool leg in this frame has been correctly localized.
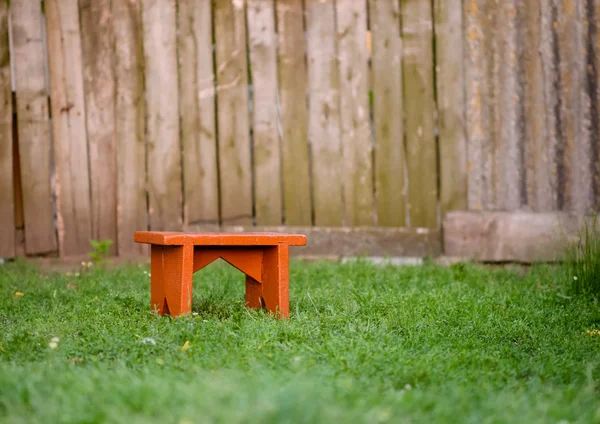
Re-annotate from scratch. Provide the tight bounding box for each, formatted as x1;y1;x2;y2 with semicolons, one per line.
150;244;194;316
261;243;290;318
245;275;263;309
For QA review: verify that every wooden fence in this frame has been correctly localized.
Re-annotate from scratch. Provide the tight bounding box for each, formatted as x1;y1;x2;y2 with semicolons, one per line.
0;0;598;261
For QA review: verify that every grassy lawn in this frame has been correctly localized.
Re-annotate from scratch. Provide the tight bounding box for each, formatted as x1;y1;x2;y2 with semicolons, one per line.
1;259;599;423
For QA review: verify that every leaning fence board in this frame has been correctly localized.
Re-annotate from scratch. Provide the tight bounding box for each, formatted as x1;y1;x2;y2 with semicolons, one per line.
80;0;117;254
444;211;597;262
435;0;467;216
276;0;311;226
11;0;56;254
177;0;219;228
401;0;437;228
113;0;147;256
46;0;92;256
0;3;13;258
369;0;405;227
305;0;343;226
142;0;182;231
336;0;374;226
247;0;282;226
214;0;253;225
523;0;558;211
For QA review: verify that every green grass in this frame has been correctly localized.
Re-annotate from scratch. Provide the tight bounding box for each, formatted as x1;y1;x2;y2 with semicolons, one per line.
1;259;600;423
565;215;600;298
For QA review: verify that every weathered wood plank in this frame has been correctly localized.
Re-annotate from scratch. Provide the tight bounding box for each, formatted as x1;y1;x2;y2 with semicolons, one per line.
214;0;252;225
578;0;597;214
592;0;600;210
444;211;598;262
336;0;374;226
493;0;525;210
11;0;56;254
46;0;92;256
485;0;500;210
555;0;589;213
185;224;441;258
523;0;558;211
141;0;182;231
247;0;282;225
305;0;343;226
0;2;13;258
177;0;219;227
79;0;117;253
369;0;405;227
465;0;499;211
464;0;484;210
435;0;467;216
276;0;311;226
113;0;147;256
401;0;438;228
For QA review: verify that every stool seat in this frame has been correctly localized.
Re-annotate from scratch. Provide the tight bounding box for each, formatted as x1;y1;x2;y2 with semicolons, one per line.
134;231;306;246
134;231;306;318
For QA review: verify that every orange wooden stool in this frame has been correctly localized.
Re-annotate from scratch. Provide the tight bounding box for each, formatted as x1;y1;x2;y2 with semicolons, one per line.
134;232;306;318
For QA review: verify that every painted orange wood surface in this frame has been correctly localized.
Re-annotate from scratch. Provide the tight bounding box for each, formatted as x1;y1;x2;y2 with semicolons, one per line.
135;231;306;318
134;231;306;246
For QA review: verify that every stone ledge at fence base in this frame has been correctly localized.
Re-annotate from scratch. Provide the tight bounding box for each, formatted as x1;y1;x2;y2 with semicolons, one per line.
443;211;598;263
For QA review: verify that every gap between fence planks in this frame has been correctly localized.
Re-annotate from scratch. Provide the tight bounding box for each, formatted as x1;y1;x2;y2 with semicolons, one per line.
214;0;253;226
46;0;92;256
401;0;438;229
0;2;13;258
11;0;56;255
247;0;282;226
276;0;312;226
177;0;219;228
113;0;147;256
80;0;117;255
305;0;343;227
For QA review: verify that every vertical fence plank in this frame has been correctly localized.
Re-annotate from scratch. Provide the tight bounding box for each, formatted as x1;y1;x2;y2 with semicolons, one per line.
177;0;219;228
336;0;374;226
141;0;182;231
80;0;117;253
0;2;13;258
578;0;596;214
277;0;311;226
593;0;600;210
465;0;491;211
493;0;525;210
305;0;343;226
555;0;578;212
113;0;146;256
435;0;467;216
402;0;438;228
369;0;405;227
214;0;252;226
523;0;558;211
11;0;56;254
46;0;92;256
248;0;282;225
